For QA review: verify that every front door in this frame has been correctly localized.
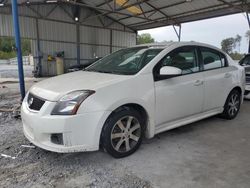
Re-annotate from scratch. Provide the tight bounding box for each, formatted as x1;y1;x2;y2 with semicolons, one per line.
154;46;204;128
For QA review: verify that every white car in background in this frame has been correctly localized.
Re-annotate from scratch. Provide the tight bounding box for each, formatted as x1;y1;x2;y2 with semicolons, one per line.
239;54;250;99
21;42;245;158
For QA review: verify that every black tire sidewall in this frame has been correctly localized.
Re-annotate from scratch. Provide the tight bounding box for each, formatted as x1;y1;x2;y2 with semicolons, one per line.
101;108;144;158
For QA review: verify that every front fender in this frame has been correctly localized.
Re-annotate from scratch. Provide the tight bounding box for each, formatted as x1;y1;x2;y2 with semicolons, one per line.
105;98;155;139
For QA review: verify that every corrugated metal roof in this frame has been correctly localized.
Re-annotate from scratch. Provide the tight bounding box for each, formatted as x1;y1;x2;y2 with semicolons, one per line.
2;0;250;31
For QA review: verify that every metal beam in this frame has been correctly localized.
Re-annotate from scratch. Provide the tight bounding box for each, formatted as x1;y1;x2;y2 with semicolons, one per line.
65;1;136;32
35;18;42;77
246;12;250;53
26;4;43;18
45;4;58;18
65;0;177;31
58;4;74;20
127;0;245;28
0;9;135;33
173;24;181;41
117;0;187;22
119;0;245;27
110;29;113;53
217;0;246;12
133;5;246;30
76;23;81;65
96;0;149;11
95;11;105;27
144;1;179;25
11;0;25;100
115;0;149;12
66;1;149;22
96;0;113;7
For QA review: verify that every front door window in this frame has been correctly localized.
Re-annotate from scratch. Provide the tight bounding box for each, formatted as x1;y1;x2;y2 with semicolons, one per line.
159;47;199;75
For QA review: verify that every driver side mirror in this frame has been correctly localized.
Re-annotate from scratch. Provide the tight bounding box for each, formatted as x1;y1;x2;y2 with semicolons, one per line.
159;66;182;79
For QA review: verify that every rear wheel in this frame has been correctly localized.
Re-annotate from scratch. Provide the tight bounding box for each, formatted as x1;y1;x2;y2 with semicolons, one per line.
101;108;144;158
221;89;241;120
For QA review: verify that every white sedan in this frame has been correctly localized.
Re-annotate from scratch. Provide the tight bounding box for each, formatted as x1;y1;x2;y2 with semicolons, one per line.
21;42;245;158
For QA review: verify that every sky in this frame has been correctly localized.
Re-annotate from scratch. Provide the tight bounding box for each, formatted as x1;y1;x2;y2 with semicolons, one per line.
138;13;249;53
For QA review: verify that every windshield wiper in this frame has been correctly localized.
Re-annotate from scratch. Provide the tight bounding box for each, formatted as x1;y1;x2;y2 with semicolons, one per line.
95;70;113;74
85;69;113;74
84;69;134;75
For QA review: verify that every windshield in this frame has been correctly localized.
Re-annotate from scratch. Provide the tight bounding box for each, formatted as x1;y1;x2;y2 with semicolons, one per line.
85;47;163;75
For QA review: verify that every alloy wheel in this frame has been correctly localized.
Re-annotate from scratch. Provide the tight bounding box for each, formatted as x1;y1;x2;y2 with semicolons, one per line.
111;116;141;153
228;93;240;117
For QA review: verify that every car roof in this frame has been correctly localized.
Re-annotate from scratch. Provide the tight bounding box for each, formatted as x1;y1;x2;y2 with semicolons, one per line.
132;41;225;54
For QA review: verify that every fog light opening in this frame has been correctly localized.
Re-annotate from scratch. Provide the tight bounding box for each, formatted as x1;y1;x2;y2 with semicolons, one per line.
51;133;64;145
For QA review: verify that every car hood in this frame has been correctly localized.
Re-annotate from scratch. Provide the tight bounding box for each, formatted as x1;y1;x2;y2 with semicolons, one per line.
29;71;130;101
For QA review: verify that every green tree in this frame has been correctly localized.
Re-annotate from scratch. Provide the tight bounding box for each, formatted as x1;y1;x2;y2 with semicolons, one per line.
137;33;155;44
21;39;31;56
229;52;243;60
221;37;235;54
0;37;31;59
245;30;250;40
0;37;15;52
234;34;242;52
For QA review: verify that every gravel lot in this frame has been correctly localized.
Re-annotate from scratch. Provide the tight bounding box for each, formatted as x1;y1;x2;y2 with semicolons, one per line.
0;80;250;188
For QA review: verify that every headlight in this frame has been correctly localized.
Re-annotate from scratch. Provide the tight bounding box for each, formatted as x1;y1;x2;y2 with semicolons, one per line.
51;90;95;115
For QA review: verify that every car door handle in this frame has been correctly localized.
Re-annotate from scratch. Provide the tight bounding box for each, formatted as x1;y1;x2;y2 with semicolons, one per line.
224;73;232;78
194;80;204;86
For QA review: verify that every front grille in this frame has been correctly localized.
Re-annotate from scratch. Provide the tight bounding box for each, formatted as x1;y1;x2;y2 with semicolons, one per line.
27;93;45;111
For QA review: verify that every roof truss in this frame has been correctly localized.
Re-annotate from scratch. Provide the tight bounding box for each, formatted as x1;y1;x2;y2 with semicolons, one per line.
1;0;250;30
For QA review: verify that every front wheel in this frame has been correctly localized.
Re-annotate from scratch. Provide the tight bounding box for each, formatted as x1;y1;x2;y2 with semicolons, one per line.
221;89;241;120
101;108;144;158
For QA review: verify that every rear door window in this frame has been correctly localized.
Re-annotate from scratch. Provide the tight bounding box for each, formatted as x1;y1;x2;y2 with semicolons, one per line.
200;47;226;70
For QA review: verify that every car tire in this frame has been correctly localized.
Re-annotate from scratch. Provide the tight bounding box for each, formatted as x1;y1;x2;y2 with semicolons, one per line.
101;107;144;158
221;89;241;120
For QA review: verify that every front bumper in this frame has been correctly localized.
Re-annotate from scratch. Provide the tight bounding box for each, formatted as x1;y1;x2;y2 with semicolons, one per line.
21;98;110;153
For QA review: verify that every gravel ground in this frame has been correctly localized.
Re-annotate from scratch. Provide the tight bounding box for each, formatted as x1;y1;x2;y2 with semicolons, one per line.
1;80;250;188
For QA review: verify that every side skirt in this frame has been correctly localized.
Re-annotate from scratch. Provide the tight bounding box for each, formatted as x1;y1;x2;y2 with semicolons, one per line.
154;108;223;135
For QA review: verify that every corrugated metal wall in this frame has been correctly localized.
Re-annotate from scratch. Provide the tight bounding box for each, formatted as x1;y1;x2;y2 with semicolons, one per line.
0;4;136;76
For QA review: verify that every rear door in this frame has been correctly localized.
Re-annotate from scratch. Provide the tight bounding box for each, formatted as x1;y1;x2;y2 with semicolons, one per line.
199;47;233;111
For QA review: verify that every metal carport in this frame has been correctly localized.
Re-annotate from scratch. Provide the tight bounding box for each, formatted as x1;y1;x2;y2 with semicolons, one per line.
1;0;250;99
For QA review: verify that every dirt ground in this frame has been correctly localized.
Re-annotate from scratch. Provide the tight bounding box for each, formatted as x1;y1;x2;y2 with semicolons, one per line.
0;80;250;188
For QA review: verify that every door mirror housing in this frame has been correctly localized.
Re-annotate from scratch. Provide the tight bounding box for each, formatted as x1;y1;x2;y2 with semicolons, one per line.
159;66;182;79
239;56;250;66
238;59;244;66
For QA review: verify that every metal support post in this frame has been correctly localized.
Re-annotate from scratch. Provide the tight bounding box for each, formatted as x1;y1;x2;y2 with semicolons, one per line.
246;12;250;53
173;24;182;42
76;23;81;65
11;0;25;100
